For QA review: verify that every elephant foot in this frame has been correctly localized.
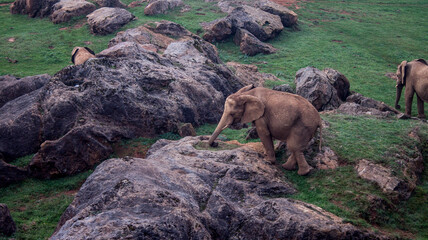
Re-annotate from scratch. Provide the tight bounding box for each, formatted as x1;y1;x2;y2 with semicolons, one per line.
417;114;426;119
265;156;276;164
297;166;313;176
282;160;296;170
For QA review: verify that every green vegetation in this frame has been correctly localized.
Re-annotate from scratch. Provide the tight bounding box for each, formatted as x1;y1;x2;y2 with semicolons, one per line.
8;154;34;168
0;171;92;240
0;0;427;239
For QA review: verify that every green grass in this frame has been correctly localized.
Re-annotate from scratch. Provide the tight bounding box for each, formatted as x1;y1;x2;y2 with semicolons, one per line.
8;154;34;168
0;171;92;240
216;0;428;117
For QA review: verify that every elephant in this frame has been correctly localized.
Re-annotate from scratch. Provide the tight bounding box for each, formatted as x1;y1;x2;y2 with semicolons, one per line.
71;47;95;65
208;85;322;176
395;59;428;119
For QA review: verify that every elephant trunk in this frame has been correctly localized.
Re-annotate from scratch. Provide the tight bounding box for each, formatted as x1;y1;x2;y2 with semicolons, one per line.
208;114;233;147
395;84;403;109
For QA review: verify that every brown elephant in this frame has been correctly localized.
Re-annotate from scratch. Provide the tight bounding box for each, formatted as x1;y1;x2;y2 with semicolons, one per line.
395;59;428;119
208;85;322;176
71;47;95;65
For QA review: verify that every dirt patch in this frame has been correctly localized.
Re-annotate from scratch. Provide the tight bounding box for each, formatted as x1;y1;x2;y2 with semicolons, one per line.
112;142;152;159
59;19;87;31
332;39;343;43
385;72;397;80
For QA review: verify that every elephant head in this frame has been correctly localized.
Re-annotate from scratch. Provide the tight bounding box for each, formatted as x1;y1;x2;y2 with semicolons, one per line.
395;60;407;109
208;86;264;146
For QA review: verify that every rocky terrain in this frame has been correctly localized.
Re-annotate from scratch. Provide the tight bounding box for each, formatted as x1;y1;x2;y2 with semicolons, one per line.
51;136;384;239
1;0;427;239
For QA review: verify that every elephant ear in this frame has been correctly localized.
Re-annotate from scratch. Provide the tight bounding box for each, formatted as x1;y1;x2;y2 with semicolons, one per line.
238;95;265;123
235;84;255;95
399;61;407;85
84;47;95;55
71;48;79;64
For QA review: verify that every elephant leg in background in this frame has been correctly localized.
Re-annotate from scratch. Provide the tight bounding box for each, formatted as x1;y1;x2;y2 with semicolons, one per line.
286;125;314;175
282;153;297;170
404;87;415;116
294;152;312;176
254;118;276;164
416;94;426;118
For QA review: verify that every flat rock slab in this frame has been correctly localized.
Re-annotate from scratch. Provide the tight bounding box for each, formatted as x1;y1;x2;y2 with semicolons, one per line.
52;136;382;239
50;0;96;24
87;7;135;35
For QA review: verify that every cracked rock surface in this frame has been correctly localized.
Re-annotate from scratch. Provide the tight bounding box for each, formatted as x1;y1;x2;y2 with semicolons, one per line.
51;136;383;239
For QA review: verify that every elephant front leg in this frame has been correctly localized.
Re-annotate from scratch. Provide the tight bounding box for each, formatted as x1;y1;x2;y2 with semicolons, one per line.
282;153;297;170
416;94;426;119
404;87;415;116
254;118;276;164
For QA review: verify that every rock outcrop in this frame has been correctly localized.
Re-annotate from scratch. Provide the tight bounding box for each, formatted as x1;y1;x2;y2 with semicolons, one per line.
226;61;280;87
10;0;59;18
144;0;183;15
254;0;298;28
233;28;277;56
323;68;350;101
50;0;96;24
295;66;341;111
201;18;233;43
51;136;382;239
0;204;16;237
230;5;283;41
87;7;135;35
0;22;254;179
0;74;50;109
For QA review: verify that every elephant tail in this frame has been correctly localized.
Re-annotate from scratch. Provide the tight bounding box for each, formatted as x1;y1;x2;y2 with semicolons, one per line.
318;123;323;152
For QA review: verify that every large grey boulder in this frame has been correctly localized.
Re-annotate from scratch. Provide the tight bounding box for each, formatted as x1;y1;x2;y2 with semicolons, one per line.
0;204;16;236
323;68;351;101
10;0;59;18
51;136;382;239
0;89;44;160
50;0;96;24
0;74;50;109
0;23;252;180
227;5;283;42
87;7;135;35
233;28;277;56
144;0;183;15
295;67;341;111
201;17;233;43
254;0;298;28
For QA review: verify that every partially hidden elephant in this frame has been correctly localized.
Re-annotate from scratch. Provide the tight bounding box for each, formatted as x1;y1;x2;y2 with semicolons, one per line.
395;59;428;119
208;85;322;176
71;47;95;65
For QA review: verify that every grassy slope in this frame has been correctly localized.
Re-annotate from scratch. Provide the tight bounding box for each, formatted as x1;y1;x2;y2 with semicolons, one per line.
1;0;428;239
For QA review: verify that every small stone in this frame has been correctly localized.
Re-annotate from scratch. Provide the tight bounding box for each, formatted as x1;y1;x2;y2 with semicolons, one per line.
178;123;196;137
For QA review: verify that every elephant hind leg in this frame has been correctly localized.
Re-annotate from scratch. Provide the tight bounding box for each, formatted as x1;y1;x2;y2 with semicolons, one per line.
286;126;314;175
416;94;426;118
295;151;312;176
282;153;297;170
